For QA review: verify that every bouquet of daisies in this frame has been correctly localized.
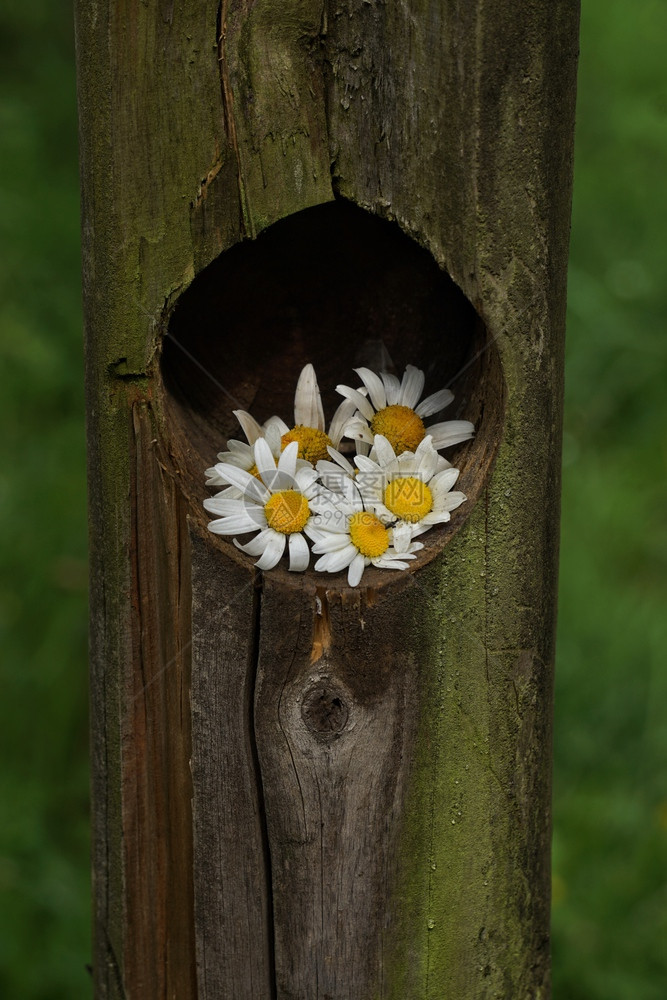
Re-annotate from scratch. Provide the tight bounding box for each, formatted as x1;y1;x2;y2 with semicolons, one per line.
204;364;474;587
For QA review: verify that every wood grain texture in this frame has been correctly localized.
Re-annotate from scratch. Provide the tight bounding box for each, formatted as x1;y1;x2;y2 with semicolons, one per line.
254;578;424;999
125;402;196;1000
77;0;579;995
190;534;274;1000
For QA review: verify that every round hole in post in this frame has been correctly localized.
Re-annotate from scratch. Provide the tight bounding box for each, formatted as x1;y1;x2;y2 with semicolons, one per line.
160;200;505;590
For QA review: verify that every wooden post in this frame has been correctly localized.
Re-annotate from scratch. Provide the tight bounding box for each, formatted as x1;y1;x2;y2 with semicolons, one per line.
76;2;579;998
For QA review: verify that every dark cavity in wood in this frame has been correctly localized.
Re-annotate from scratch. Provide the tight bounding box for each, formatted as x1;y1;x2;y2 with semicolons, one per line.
301;682;350;737
160;200;506;590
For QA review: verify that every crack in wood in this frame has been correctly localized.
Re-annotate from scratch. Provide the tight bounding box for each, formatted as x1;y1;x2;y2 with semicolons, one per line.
101;920;127;1000
310;587;332;664
216;0;252;237
248;570;278;1000
193;156;225;208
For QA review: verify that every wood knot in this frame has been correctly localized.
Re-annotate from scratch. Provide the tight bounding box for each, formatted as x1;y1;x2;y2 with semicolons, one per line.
301;684;349;737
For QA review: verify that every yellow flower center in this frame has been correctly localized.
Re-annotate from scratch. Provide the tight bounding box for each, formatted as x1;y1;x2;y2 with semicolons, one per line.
370;405;425;454
384;476;433;523
348;510;390;559
264;490;310;534
281;425;332;464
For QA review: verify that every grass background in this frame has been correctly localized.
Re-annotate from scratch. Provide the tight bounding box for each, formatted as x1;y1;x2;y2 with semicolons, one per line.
0;1;665;996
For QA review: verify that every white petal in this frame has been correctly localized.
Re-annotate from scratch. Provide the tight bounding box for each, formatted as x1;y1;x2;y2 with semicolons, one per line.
372;434;398;470
380;371;401;405
303;525;329;544
288;532;310;572
365;502;393;522
413;434;434;459
308;506;349;534
233;409;264;445
353;454;381;474
354;367;386;410
343;419;374;445
245;479;270;504
220;454;251;470
420;510;451;526
415;440;439;481
317;544;358;573
399;365;425;409
355;482;384;505
278;440;299;480
234;528;276;557
264;415;290;436
225;440;253;458
294;363;325;430
316;465;352;494
327;397;358;449
414;518;451;539
427;420;475;449
382;549;418;563
431;467;460;493
254;437;277;476
202;497;248;516
295;466;320;492
264;422;284;453
205;468;237;486
212;462;270;502
307;487;343;511
327;446;355;473
392;521;413;553
339;478;364;508
305;520;347;545
347;553;366;587
206;484;243;500
415;387;454;418
254;531;286;570
207;510;266;535
210;461;252;487
327;544;357;573
317;450;355;486
311;532;351;553
335;385;375;422
396;451;419;477
372;557;411;571
439;490;467;512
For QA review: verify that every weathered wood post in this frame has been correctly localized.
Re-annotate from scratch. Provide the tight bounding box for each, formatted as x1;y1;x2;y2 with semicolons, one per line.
76;2;579;997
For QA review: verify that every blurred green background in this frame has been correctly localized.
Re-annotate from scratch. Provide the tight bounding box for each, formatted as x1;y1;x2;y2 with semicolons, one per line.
0;1;665;996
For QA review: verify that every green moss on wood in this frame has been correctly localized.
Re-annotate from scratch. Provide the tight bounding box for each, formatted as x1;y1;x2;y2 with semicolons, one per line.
77;0;578;994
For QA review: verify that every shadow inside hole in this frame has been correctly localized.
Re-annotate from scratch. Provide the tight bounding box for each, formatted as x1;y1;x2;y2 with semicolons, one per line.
160;200;505;583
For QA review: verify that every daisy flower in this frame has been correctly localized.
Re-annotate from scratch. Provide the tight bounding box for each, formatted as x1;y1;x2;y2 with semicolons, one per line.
316;436;455;496
204;410;284;488
354;434;467;552
270;363;358;464
306;476;423;587
336;364;474;456
204;438;320;572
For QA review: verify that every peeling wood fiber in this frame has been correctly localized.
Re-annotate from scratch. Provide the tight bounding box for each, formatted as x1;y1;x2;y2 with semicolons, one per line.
76;1;579;997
